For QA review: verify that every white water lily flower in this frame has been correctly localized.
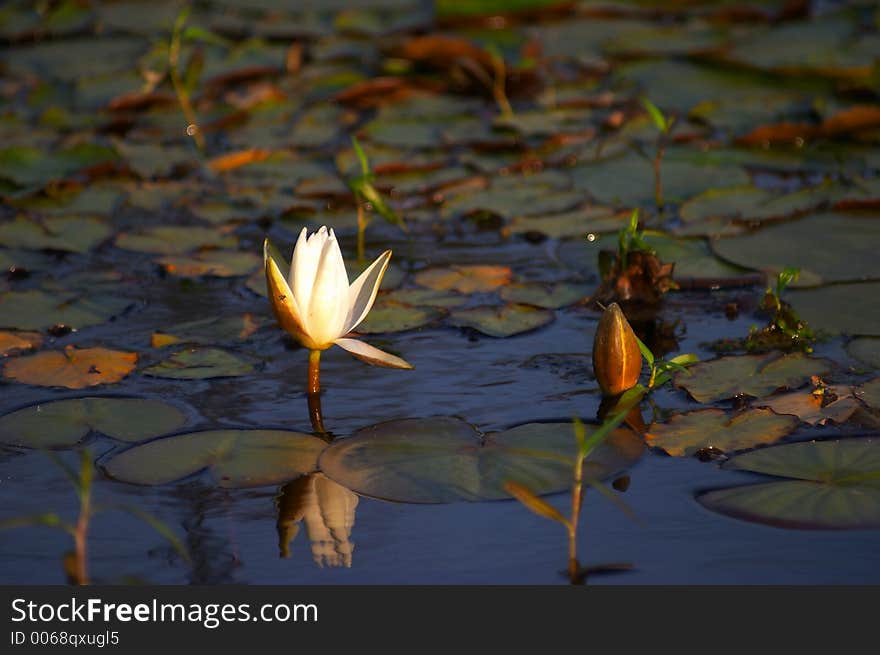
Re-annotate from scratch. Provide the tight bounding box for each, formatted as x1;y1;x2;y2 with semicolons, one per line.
264;226;412;369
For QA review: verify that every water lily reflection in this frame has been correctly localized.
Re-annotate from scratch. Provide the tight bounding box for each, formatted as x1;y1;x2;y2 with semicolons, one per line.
276;473;358;568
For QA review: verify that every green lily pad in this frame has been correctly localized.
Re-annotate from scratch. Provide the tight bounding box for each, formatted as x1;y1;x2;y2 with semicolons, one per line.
0;289;131;331
157;250;261;277
676;352;832;403
143;348;255;379
507;207;632;239
113;140;196;179
318;417;645;503
616;58;826;119
857;378;880;411
0;397;188;449
115;226;237;255
848;338;880;369
646;408;798;457
721;16;878;79
788;282;880;337
499;282;590;309
10;185;123;216
679;186;829;227
572;150;749;205
5;36;147;82
643;233;755;287
449;303;555;337
356;301;444;334
712;213;880;284
102;429;326;488
0;215;111;253
0;143;119;188
440;171;585;218
441;182;583;221
380;288;467;309
151;315;264;347
0;248;56;274
696;438;880;530
603;22;726;58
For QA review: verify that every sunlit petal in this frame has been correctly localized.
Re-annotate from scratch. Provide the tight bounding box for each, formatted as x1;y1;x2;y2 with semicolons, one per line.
307;230;350;346
345;250;391;333
290;227;316;321
334;337;413;369
264;239;313;348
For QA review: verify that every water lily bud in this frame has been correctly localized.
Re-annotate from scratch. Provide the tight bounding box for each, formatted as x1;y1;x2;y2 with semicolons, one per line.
592;302;642;396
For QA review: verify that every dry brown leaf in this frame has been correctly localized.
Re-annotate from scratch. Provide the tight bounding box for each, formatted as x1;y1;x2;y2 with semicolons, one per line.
821;105;880;137
757;385;861;426
736;122;817;147
0;331;43;357
207;148;273;173
414;265;513;294
395;35;494;73
3;345;137;389
335;77;416;109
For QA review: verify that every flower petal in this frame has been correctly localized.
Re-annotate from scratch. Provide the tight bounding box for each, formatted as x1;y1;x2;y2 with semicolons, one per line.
334;337;413;369
307;228;350;347
264;239;313;347
345;250;392;333
291;226;322;322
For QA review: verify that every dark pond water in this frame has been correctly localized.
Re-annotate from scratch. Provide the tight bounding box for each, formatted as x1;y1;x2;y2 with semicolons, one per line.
1;0;880;584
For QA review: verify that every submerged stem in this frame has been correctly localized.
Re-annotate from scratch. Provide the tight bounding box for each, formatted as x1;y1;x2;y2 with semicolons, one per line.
308;349;321;395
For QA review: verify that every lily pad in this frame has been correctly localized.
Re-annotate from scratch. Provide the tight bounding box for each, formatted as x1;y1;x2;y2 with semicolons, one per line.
102;429;326;488
646;408;798;457
721;16;878;79
696;438;880;530
643;233;755;288
415;265;513;294
0;143;119;188
150;315;263;348
143;348;255;379
449;303;555;337
499;282;590;309
318;417;645;503
711;213;880;285
678;186;829;228
0;249;55;274
3;346;138;389
380;288;467;309
676;352;832;403
849;339;880;369
788;282;880;337
857;379;880;411
757;386;862;426
507;205;625;239
0;216;111;253
0;397;187;449
0;331;42;357
157;250;261;277
115;226;237;255
572;151;749;205
356;301;444;334
441;181;584;220
0;289;131;331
